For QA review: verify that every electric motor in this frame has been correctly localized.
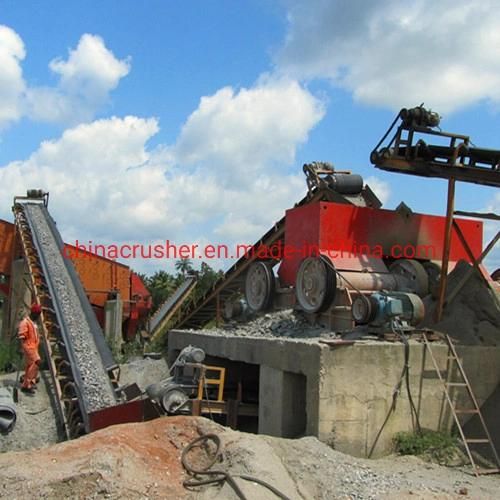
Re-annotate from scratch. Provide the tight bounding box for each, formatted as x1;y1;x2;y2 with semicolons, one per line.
352;291;424;327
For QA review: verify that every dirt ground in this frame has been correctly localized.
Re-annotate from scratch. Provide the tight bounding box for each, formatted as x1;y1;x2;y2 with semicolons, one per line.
0;415;499;499
1;354;499;498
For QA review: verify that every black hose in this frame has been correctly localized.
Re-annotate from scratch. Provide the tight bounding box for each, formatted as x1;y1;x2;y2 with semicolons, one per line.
397;325;422;434
181;433;291;500
368;320;422;457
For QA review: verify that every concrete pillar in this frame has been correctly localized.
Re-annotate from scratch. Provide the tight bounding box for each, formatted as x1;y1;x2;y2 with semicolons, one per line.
3;259;31;340
104;293;123;351
258;365;306;438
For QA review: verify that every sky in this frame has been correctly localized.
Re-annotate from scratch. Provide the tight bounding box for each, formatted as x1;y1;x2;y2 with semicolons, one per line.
0;0;498;274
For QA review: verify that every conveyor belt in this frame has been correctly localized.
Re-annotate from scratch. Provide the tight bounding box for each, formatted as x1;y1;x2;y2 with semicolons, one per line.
14;201;118;437
174;188;348;329
371;108;500;188
149;275;197;338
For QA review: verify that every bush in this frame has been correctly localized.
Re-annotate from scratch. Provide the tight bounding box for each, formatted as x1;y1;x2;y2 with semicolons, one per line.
0;339;21;373
394;429;459;464
113;337;144;364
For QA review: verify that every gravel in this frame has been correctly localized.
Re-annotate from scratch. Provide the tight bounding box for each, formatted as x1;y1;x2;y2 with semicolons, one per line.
424;260;500;345
0;371;60;452
195;309;337;341
25;204;115;412
119;356;170;391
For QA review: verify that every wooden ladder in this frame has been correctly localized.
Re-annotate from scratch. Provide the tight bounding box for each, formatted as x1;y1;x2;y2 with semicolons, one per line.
423;333;500;476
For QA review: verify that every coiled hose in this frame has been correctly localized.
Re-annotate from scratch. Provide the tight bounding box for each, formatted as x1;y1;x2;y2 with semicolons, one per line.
181;433;291;500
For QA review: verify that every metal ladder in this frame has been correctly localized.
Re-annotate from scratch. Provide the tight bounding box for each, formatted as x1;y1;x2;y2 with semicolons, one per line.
423;333;500;476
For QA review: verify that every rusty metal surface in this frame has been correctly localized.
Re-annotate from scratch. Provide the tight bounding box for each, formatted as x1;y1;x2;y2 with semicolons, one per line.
0;220;15;280
88;399;145;432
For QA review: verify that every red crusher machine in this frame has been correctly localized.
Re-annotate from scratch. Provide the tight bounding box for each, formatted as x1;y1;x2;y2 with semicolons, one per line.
242;162;483;330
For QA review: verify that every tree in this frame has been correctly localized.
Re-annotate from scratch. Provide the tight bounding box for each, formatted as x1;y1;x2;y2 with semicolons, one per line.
193;262;224;301
145;270;176;312
175;258;194;277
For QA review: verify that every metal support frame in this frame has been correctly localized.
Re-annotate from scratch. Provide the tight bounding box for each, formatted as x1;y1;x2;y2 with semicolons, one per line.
446;231;500;306
373;107;500;322
436;178;456;321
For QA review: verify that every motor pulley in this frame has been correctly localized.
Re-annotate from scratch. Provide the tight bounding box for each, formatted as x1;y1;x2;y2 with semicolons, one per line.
352;291;425;327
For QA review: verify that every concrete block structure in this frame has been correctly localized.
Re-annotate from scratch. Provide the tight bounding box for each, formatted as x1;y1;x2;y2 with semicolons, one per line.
168;330;500;457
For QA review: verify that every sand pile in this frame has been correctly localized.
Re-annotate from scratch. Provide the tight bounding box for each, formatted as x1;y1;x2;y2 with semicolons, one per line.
1;415;499;499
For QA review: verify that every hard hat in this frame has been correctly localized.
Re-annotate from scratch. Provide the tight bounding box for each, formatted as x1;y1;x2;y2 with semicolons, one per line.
30;303;42;314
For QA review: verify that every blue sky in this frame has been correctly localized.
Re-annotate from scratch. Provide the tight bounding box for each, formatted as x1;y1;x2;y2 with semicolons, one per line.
0;0;498;273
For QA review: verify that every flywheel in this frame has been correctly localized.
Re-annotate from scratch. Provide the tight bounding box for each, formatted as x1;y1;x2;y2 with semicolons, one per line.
389;259;429;297
244;261;275;312
295;256;336;313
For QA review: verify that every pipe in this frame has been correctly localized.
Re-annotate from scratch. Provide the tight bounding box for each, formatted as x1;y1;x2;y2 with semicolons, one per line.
0;387;16;434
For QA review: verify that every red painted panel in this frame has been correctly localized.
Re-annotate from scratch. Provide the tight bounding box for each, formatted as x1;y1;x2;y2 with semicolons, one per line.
278;203;320;285
88;399;145;432
0;220;15;277
277;201;482;286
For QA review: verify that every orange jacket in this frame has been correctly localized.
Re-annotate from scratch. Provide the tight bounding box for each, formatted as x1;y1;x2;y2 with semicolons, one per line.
18;317;40;350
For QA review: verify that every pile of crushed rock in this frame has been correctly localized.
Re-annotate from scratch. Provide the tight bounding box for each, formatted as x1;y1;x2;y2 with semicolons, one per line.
424;260;500;345
200;261;500;347
205;309;336;340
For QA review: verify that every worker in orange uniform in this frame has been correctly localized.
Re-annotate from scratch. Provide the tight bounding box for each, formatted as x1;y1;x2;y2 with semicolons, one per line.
18;303;42;395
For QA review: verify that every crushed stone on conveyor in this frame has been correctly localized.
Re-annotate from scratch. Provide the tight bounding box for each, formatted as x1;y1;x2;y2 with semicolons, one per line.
25;204;115;412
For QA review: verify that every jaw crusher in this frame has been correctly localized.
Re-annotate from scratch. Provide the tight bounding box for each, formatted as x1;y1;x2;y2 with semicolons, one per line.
242;162;482;330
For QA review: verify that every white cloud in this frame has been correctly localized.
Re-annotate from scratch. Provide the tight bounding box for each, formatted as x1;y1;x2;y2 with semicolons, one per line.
0;116;167;241
365;176;390;205
50;34;130;93
173;77;325;186
0;25;26;128
26;34;130;124
0;78;323;273
0;27;129;128
278;0;500;113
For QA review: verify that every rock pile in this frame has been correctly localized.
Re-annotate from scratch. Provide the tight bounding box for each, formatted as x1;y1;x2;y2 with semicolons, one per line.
424;260;500;345
203;309;336;340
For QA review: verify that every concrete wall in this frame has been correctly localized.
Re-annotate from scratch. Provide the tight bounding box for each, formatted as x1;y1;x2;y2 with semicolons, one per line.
168;330;500;458
168;331;323;437
259;366;306;438
318;343;500;457
104;295;123;351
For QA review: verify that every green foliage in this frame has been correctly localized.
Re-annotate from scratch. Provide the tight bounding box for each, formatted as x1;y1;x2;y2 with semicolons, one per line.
174;258;194;277
0;339;21;373
193;262;224;301
143;260;223;334
144;258;222;315
113;337;144;364
394;429;459;464
144;270;177;312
